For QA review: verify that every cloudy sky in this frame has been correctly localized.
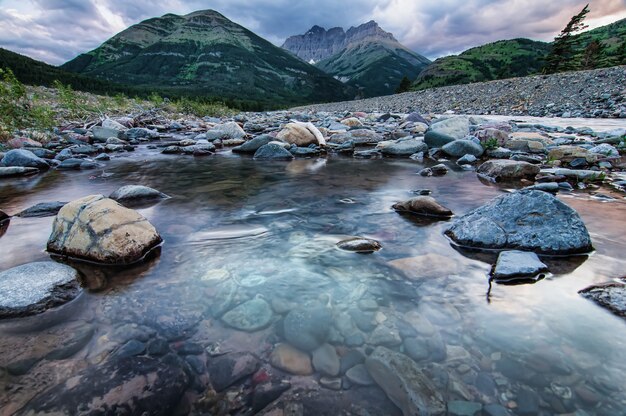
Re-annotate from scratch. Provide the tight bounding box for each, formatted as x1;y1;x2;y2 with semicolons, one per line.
1;0;625;65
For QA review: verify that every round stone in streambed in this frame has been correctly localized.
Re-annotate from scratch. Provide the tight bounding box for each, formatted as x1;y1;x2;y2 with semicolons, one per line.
22;355;189;415
221;298;273;332
579;279;626;319
476;159;540;182
0;149;50;169
253;143;295;160
380;139;428;156
346;364;374;386
0;262;81;319
492;251;548;281
312;344;340;377
392;196;453;218
16;201;67;218
47;195;162;265
442;139;484;157
336;237;382;253
232;134;273;153
284;305;332;351
270;343;313;375
109;185;169;206
445;190;592;255
424;131;456;148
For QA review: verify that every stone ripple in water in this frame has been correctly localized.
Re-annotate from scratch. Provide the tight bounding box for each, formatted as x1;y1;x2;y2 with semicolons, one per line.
0;155;625;414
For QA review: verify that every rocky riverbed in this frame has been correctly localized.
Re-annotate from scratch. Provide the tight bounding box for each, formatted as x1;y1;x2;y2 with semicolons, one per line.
295;66;626;119
0;109;625;415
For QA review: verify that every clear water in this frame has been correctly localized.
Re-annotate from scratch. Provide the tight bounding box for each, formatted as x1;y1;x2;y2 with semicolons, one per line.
1;149;625;415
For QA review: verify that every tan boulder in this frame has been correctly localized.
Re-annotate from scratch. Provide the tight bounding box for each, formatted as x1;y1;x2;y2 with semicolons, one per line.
477;159;540;182
47;195;162;265
505;132;554;153
270;343;313;375
548;145;597;163
341;117;363;127
276;122;326;147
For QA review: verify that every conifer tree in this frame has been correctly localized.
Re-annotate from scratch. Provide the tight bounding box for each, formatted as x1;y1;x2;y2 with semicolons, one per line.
395;76;412;94
581;40;604;69
544;4;590;73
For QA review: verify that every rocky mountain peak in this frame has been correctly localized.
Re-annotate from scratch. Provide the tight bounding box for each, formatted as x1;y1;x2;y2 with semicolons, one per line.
345;20;396;44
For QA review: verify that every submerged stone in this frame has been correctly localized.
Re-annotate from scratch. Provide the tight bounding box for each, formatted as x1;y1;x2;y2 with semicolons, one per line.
221;298;273;331
270;343;313;375
284;304;332;351
492;251;548;280
445;190;592;255
207;352;260;392
109;185;169;205
336;237;382;253
0;262;81;318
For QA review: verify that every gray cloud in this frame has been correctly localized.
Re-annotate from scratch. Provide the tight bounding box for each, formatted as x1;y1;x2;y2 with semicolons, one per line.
0;0;624;65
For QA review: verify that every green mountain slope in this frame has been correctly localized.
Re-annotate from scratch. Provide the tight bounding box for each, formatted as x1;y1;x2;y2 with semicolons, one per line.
62;10;350;107
412;39;551;90
317;40;430;97
412;18;626;91
0;47;127;95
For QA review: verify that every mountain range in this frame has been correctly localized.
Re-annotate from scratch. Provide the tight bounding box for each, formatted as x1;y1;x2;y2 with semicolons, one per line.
282;21;431;97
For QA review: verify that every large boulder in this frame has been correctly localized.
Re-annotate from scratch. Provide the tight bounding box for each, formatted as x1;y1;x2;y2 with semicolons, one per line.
548;145;596;163
47;195;162;264
92;126;123;142
429;117;470;140
445;190;593;255
477;160;540;182
0;262;81;318
365;346;446;416
205;122;246;141
579;279;626;319
232;134;273;154
22;356;188;415
442;139;484;157
424;131;456;148
1;149;49;169
276;122;326;147
253;143;295;160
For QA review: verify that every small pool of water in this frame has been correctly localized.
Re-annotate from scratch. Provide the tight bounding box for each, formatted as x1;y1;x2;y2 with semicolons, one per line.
0;149;625;414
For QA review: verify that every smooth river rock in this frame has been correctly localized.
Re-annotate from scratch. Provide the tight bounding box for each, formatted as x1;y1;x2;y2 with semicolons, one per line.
392;196;453;218
365;346;446;416
492;251;548;280
336;237;382;253
1;149;49;169
477;159;540;182
445;190;592;255
0;262;81;318
429;116;470;140
17;201;67;218
277;122;326;147
579;279;626;319
232;134;273;153
109;185;169;206
22;355;189;415
284;304;332;351
442;140;484;157
270;343;313;375
47;195;162;264
221;298;273;332
253;143;295;160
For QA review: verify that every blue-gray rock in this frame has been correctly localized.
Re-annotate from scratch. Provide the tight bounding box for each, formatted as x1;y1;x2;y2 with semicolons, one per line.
477;159;540;182
26;148;56;159
442;140;484;157
405;112;429;124
493;251;548;280
312;344;340;376
23;356;189;415
429;117;470;139
290;146;321;156
55;148;74;161
589;143;619;157
516;388;540;416
17;201;67;218
365;346;446;416
57;158;96;170
92;126;123;142
95;153;110;161
483;403;512;416
487;147;512;159
445;190;593;255
0;262;81;318
424;131;456;148
110;185;169;205
1;149;49;169
232;134;273;153
353;149;382;159
70;144;98;155
114;340;146;358
345;364;374;386
126;128;158;140
448;400;482;416
221;298;273;332
524;182;559;193
284;304;332;351
381;139;428;156
253;143;295;160
457;154;477;165
0;166;39;177
579;279;626;319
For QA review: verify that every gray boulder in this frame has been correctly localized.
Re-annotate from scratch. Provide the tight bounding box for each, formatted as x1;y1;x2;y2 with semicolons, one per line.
365;346;446;416
429;117;470;139
92;126;123;142
424;131;456;148
232;135;273;153
492;251;548;280
1;149;49;169
253;144;294;160
442;140;484;157
477;160;540;182
0;262;81;318
110;185;169;206
381;139;428;156
579;279;626;319
206;122;246;141
445;190;593;255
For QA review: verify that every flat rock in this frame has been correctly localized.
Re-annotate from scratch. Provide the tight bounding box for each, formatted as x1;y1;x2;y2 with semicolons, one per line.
0;166;39;177
445;190;592;255
270;343;313;375
109;185;169;206
392;196;453;218
22;355;188;415
493;251;548;280
0;262;81;318
221;298;273;332
232;134;273;153
17;201;67;218
47;195;162;264
579;279;626;319
336;237;382;253
477;160;540;182
207;352;260;392
365;346;446;415
429;117;470;140
284;304;332;351
381;139;428;156
1;149;49;169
